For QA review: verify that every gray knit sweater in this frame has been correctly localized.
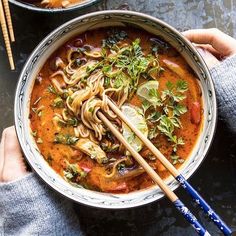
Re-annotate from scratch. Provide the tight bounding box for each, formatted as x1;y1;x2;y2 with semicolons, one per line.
0;56;236;236
0;173;83;235
210;55;236;133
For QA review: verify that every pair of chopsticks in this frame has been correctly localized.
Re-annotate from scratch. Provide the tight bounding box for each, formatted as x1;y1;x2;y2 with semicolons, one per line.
98;98;232;236
0;0;15;70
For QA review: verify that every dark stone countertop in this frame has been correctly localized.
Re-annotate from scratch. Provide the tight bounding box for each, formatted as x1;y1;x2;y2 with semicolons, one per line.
0;0;236;235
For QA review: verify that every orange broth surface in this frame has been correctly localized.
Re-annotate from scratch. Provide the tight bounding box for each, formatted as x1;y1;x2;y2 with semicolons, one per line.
30;28;203;193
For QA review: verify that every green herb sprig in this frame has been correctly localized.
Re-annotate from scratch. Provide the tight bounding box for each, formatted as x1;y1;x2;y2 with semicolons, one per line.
54;134;79;145
141;80;188;153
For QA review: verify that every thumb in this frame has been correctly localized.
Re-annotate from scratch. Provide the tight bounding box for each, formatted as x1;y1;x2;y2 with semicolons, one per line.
196;47;220;69
0;126;28;182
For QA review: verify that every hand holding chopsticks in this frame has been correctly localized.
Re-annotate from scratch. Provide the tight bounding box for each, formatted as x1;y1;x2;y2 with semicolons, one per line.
0;0;15;70
99;97;232;236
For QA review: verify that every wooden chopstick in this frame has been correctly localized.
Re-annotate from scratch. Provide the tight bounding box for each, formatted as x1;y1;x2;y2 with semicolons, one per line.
106;98;231;235
107;99;178;175
0;0;15;70
98;110;177;201
98;110;210;236
2;0;14;42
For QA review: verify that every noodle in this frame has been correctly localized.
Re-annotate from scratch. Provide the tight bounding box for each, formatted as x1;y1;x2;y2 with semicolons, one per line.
30;28;202;193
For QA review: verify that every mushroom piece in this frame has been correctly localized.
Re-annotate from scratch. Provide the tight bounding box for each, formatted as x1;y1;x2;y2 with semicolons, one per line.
73;138;108;164
162;59;186;78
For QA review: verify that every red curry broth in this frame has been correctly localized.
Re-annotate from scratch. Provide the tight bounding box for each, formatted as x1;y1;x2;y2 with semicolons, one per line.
30;27;203;193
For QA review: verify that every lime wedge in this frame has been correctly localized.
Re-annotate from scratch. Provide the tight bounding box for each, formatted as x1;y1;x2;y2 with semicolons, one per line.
137;80;159;103
121;104;148;154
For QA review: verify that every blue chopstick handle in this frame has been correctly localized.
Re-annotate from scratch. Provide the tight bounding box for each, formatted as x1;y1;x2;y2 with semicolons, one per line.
176;174;232;235
174;199;211;236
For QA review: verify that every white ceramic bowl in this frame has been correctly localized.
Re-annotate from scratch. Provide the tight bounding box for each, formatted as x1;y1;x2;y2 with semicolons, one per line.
14;10;217;209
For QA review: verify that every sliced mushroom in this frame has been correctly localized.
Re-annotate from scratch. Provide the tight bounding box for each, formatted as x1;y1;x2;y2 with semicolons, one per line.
74;138;108;164
162;59;186;78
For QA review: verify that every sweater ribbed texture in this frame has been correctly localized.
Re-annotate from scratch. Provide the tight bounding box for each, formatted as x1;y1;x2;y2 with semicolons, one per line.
210;55;236;133
0;173;83;236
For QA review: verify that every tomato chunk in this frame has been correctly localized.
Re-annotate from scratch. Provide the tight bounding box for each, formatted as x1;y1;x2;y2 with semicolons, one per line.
190;102;201;125
105;182;128;193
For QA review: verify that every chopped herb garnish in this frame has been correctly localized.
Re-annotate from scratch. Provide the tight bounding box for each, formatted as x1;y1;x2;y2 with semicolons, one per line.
64;162;87;181
148;88;163;107
161;80;187;103
139;80;188;152
148;126;159;140
67;96;73;104
117;163;126;172
142;100;152;114
46;154;53;166
173;104;187;117
146;111;161;122
53;97;64;108
67;118;78;127
100;38;160;96
157;115;174;139
176;80;188;93
47;85;57;95
157;115;185;151
88;107;94;113
54;134;79;145
172;137;185;152
104;77;110;88
102;65;112;74
171;154;185;165
102;29;128;48
62;90;69;99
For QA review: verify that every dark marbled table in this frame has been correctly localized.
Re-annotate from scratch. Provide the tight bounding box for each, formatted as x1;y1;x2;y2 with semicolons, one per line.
0;0;236;235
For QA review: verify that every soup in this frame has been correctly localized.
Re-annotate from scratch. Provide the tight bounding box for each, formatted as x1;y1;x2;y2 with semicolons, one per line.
30;27;203;193
20;0;85;9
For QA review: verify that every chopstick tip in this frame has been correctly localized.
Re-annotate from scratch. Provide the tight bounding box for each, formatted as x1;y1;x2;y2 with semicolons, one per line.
10;59;15;71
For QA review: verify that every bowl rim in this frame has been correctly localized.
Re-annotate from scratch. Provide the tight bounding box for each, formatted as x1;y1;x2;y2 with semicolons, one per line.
9;0;99;12
14;10;217;209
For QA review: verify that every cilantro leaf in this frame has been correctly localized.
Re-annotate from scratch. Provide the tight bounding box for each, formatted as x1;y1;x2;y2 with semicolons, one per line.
176;80;188;93
173;104;187;116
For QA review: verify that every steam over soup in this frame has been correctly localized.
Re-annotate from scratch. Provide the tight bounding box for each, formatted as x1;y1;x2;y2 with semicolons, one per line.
30;28;203;193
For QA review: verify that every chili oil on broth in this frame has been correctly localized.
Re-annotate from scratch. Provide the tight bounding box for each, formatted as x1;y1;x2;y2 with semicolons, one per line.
30;27;203;193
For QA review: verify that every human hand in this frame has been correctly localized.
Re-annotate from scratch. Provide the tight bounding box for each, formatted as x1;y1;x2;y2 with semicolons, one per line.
0;126;28;182
183;28;236;68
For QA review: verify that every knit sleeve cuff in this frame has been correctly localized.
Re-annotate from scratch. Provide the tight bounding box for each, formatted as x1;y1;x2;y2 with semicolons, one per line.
0;172;82;235
0;173;51;204
210;55;236;132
